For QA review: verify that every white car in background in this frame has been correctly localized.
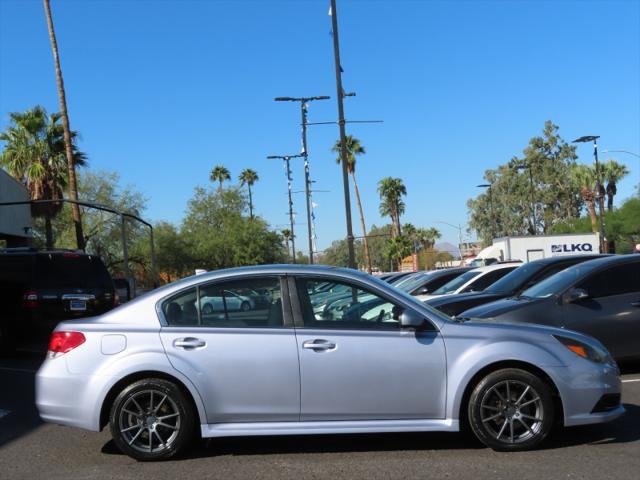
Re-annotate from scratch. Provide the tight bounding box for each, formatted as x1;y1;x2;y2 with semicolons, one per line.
200;290;255;314
416;263;520;301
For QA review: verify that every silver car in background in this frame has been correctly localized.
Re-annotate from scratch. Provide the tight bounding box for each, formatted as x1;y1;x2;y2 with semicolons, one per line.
36;265;623;461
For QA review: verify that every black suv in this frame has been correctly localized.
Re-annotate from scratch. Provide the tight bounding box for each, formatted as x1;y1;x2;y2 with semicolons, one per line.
0;249;116;351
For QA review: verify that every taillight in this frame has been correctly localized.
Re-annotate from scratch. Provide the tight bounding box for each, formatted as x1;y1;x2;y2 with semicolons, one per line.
48;331;86;355
23;290;39;309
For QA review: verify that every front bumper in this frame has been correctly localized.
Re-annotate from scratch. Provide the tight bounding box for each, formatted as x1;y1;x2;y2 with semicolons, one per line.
548;360;624;427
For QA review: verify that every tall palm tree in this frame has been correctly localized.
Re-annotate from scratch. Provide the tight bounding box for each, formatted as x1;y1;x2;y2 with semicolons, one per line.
239;168;259;218
332;135;372;273
210;165;231;192
43;0;84;250
603;160;630;211
378;177;407;238
0;106;87;248
571;165;598;233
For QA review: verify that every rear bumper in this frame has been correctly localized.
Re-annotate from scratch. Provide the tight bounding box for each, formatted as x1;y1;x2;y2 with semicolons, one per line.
35;356;105;432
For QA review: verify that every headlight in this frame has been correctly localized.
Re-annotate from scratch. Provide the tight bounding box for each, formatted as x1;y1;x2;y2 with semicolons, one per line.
553;334;613;364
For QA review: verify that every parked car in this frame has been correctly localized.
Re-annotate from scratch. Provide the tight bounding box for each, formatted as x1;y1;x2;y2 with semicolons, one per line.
200;289;255;314
416;263;520;301
0;248;116;352
37;265;622;460
393;267;473;296
426;255;606;317
459;255;640;362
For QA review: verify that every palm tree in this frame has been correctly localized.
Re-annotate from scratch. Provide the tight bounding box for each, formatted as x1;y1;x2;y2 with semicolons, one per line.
571;165;598;233
386;236;412;271
378;177;407;238
239;168;259;218
210;165;231;192
332;136;372;273
415;227;441;251
43;0;84;250
281;228;292;261
0;106;87;248
603;160;630;211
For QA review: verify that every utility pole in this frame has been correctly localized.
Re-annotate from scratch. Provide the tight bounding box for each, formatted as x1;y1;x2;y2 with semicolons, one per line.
574;135;607;253
268;154;304;263
329;0;356;270
274;96;330;264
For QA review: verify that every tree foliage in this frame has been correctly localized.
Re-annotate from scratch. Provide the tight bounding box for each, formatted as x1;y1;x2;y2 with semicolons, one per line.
468;121;582;244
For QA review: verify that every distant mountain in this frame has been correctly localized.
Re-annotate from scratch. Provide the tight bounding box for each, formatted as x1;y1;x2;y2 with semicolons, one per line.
435;242;459;258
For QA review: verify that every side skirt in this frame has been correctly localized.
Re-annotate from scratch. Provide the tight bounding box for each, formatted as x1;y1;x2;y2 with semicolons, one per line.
201;418;459;438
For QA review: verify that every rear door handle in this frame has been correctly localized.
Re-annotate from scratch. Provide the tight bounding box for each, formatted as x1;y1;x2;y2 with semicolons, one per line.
173;337;206;349
302;339;336;351
631;301;640;307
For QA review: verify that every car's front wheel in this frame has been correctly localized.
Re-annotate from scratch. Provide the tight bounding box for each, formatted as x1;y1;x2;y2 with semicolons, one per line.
467;368;555;451
109;378;196;461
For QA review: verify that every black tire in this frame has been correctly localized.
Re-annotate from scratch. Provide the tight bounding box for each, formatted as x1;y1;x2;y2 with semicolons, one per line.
109;378;196;461
467;368;554;451
240;301;251;312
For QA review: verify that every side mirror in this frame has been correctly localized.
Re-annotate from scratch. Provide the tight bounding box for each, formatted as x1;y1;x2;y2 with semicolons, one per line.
566;287;590;303
399;309;430;330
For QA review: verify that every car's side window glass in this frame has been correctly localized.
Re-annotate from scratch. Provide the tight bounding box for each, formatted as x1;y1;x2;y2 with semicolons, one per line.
199;277;283;328
296;278;401;330
162;277;283;328
578;263;640;299
162;287;199;326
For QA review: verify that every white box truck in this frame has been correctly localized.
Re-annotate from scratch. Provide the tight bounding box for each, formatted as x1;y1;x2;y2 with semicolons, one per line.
471;233;600;265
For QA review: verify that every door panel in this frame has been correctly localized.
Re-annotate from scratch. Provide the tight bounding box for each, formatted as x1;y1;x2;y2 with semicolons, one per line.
297;329;447;420
563;293;640;360
161;327;300;423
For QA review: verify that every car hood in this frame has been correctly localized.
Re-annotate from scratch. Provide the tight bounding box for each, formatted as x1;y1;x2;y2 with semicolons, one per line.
459;296;541;319
425;291;505;308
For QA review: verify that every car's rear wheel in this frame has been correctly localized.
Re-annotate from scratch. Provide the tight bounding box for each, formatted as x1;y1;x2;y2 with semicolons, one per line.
240;300;251;311
109;378;196;461
467;368;554;451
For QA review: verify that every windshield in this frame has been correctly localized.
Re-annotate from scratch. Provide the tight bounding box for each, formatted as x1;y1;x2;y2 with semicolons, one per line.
484;262;541;294
432;270;480;295
521;261;600;299
396;272;429;293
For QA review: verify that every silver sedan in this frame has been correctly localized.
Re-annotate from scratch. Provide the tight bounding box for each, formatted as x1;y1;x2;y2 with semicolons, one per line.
36;265;623;460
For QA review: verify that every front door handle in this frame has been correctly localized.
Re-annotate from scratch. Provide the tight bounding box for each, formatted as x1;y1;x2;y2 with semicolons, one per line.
631;301;640;308
302;339;336;351
174;337;206;349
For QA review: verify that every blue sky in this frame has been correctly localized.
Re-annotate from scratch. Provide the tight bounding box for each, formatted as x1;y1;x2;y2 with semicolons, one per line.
1;0;639;251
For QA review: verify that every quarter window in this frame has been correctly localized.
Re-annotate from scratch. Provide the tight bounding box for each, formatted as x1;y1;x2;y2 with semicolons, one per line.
161;277;283;327
296;278;402;330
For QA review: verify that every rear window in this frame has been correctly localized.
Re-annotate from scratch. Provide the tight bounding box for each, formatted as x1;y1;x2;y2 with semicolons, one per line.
35;254;113;289
0;255;33;284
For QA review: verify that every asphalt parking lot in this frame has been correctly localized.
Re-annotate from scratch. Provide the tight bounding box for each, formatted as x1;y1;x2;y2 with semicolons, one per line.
1;350;639;480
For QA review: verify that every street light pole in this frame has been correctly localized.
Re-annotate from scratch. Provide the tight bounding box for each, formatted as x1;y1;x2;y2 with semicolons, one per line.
274;96;330;264
434;220;465;265
329;0;356;270
574;136;607;253
267;154;304;263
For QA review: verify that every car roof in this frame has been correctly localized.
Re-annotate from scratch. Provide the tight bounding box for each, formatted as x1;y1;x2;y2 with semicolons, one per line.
525;254;608;266
563;253;639;270
468;263;521;274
